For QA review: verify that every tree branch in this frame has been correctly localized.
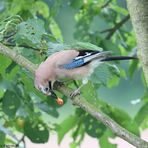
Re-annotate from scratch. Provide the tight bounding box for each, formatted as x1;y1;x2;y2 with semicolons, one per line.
0;44;37;74
0;43;148;148
2;42;40;51
16;135;26;148
101;14;130;39
127;0;148;86
101;0;112;9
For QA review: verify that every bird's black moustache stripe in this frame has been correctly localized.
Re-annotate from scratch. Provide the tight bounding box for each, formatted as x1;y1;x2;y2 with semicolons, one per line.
48;81;52;90
48;81;58;99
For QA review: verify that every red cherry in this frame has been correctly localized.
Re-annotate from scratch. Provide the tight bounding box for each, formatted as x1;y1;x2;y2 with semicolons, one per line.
56;98;63;105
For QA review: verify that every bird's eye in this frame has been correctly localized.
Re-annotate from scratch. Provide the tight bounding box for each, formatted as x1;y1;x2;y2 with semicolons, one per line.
44;87;49;92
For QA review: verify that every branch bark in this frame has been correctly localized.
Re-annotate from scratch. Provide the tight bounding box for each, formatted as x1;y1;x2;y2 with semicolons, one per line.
0;44;37;74
127;0;148;86
0;43;148;147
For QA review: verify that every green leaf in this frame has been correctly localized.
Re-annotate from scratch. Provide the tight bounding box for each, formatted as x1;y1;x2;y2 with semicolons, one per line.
99;101;139;135
81;81;97;100
35;1;49;18
70;124;85;148
43;33;57;42
15;18;45;48
24;120;49;143
99;130;116;148
72;42;103;51
9;0;33;15
90;63;120;86
139;116;148;130
70;142;78;148
0;55;12;76
0;86;5;99
110;4;128;15
81;81;101;107
49;18;63;42
4;138;16;145
110;107;139;135
0;33;3;41
128;60;138;77
70;0;83;9
107;75;119;88
142;91;148;103
35;101;59;118
56;115;78;144
134;103;148;127
0;15;21;41
47;42;69;55
83;114;106;138
5;61;17;74
2;90;21;118
0;131;5;145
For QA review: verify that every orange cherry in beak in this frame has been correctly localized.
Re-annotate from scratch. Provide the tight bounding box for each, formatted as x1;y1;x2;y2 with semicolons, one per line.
56;98;63;106
50;90;64;106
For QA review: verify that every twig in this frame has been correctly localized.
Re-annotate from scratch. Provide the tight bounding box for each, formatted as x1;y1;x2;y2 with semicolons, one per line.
3;31;17;38
16;135;26;148
101;14;130;39
101;0;112;9
2;41;46;52
0;43;148;148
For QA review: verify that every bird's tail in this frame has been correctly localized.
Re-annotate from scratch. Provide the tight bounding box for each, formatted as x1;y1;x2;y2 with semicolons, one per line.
82;51;137;65
85;51;137;62
101;56;137;61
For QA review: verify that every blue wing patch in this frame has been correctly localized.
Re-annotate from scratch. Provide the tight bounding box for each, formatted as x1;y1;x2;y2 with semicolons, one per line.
61;50;101;70
63;59;84;69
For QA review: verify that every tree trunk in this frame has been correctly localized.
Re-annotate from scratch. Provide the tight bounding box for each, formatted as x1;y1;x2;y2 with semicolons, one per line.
127;0;148;86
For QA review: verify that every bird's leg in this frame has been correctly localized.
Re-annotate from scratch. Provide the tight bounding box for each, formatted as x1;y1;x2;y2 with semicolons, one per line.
70;84;83;98
70;78;88;98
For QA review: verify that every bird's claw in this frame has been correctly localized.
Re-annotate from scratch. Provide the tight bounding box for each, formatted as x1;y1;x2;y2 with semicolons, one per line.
70;89;80;98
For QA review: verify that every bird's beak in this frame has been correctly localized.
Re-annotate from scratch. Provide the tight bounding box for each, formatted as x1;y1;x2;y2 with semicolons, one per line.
50;90;57;98
50;90;63;106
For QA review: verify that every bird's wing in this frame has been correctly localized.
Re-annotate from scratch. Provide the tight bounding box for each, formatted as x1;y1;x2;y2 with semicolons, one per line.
61;50;111;69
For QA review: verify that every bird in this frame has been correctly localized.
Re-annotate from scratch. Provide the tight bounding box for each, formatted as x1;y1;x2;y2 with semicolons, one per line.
34;49;136;103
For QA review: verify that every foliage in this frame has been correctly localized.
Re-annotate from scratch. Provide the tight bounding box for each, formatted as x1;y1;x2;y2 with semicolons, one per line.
0;0;147;148
15;18;45;48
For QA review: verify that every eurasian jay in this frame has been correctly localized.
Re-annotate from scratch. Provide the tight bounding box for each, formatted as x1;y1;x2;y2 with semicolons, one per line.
34;49;136;103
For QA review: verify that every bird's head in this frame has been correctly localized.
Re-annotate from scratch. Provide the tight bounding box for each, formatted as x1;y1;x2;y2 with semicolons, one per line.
34;77;52;96
34;80;63;105
34;67;52;95
34;67;64;105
